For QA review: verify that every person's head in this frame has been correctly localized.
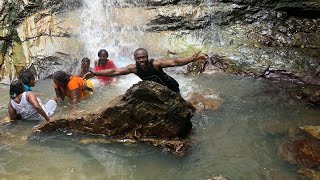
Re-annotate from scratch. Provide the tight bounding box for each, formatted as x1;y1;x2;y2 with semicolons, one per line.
18;69;36;87
53;71;71;87
81;58;90;71
134;48;149;69
9;80;25;99
98;49;109;61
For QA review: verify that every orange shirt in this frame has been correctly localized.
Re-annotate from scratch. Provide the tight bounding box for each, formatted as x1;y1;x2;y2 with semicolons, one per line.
54;76;85;99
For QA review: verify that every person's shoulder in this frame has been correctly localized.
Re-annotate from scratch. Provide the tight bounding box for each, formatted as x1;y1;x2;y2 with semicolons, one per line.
25;91;36;99
71;75;83;81
94;60;98;66
152;58;161;66
107;59;115;64
107;59;117;68
126;64;137;72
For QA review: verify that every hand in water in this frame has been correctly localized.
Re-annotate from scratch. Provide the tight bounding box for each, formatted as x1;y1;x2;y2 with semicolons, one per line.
57;97;64;104
83;71;95;80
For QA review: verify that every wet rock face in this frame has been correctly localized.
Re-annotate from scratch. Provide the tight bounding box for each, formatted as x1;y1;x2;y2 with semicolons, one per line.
37;81;193;139
309;91;320;106
275;0;320;18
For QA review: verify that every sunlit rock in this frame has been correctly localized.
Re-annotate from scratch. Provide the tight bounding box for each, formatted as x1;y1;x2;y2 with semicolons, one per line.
36;81;193;155
13;10;82;78
301;126;320;140
0;0;82;81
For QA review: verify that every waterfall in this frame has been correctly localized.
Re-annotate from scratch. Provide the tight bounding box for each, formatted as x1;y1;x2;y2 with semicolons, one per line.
78;0;146;68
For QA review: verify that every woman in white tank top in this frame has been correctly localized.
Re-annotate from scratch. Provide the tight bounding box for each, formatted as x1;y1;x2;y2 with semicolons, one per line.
8;80;57;121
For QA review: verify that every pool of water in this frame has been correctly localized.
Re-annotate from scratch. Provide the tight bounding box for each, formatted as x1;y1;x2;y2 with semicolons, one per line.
0;73;319;179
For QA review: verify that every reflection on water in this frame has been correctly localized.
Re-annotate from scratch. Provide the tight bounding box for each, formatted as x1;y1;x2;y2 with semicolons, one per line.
0;73;319;179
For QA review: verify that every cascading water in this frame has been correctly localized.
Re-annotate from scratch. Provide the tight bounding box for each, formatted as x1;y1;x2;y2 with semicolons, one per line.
78;0;147;68
75;0;153;91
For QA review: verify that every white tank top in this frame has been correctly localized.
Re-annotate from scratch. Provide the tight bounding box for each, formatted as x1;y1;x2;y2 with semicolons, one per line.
10;92;45;120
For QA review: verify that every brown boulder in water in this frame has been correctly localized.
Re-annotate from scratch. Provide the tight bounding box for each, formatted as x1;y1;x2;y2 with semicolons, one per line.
36;81;193;155
279;139;320;168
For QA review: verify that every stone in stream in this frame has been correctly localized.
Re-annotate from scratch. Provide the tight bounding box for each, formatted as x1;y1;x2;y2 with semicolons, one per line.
35;81;193;156
279;125;320;161
278;125;320;179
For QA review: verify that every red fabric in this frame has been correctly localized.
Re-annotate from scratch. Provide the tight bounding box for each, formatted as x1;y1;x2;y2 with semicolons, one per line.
94;60;117;84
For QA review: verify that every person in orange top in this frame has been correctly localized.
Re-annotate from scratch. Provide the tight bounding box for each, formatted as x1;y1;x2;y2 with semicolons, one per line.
53;71;87;107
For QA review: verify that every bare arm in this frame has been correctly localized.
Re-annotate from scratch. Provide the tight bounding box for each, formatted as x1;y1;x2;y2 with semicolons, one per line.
8;101;19;120
54;87;65;102
83;64;136;80
154;54;208;68
70;88;80;108
26;92;50;121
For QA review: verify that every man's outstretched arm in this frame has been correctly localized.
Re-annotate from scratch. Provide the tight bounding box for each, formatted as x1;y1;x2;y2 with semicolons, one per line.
155;54;208;68
83;64;137;79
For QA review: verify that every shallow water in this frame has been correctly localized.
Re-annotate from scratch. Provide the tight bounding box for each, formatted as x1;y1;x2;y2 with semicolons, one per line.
1;73;319;179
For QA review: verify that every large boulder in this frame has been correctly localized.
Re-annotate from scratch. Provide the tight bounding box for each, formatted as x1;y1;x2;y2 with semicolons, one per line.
36;81;194;155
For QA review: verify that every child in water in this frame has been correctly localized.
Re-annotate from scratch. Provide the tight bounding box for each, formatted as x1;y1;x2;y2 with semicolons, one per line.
18;69;36;92
77;58;94;94
8;80;57;121
77;58;93;77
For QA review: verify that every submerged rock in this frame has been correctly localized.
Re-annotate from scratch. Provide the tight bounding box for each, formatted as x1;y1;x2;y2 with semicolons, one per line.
36;81;193;155
297;168;320;180
186;92;222;112
279;139;320;168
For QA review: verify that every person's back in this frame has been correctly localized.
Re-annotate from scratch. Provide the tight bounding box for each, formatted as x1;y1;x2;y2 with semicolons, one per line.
8;80;56;121
54;75;85;99
11;92;43;120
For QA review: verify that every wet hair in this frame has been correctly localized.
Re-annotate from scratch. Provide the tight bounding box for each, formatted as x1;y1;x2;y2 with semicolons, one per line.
98;49;109;58
9;80;25;99
53;71;71;87
134;48;148;57
18;69;35;86
81;57;90;65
